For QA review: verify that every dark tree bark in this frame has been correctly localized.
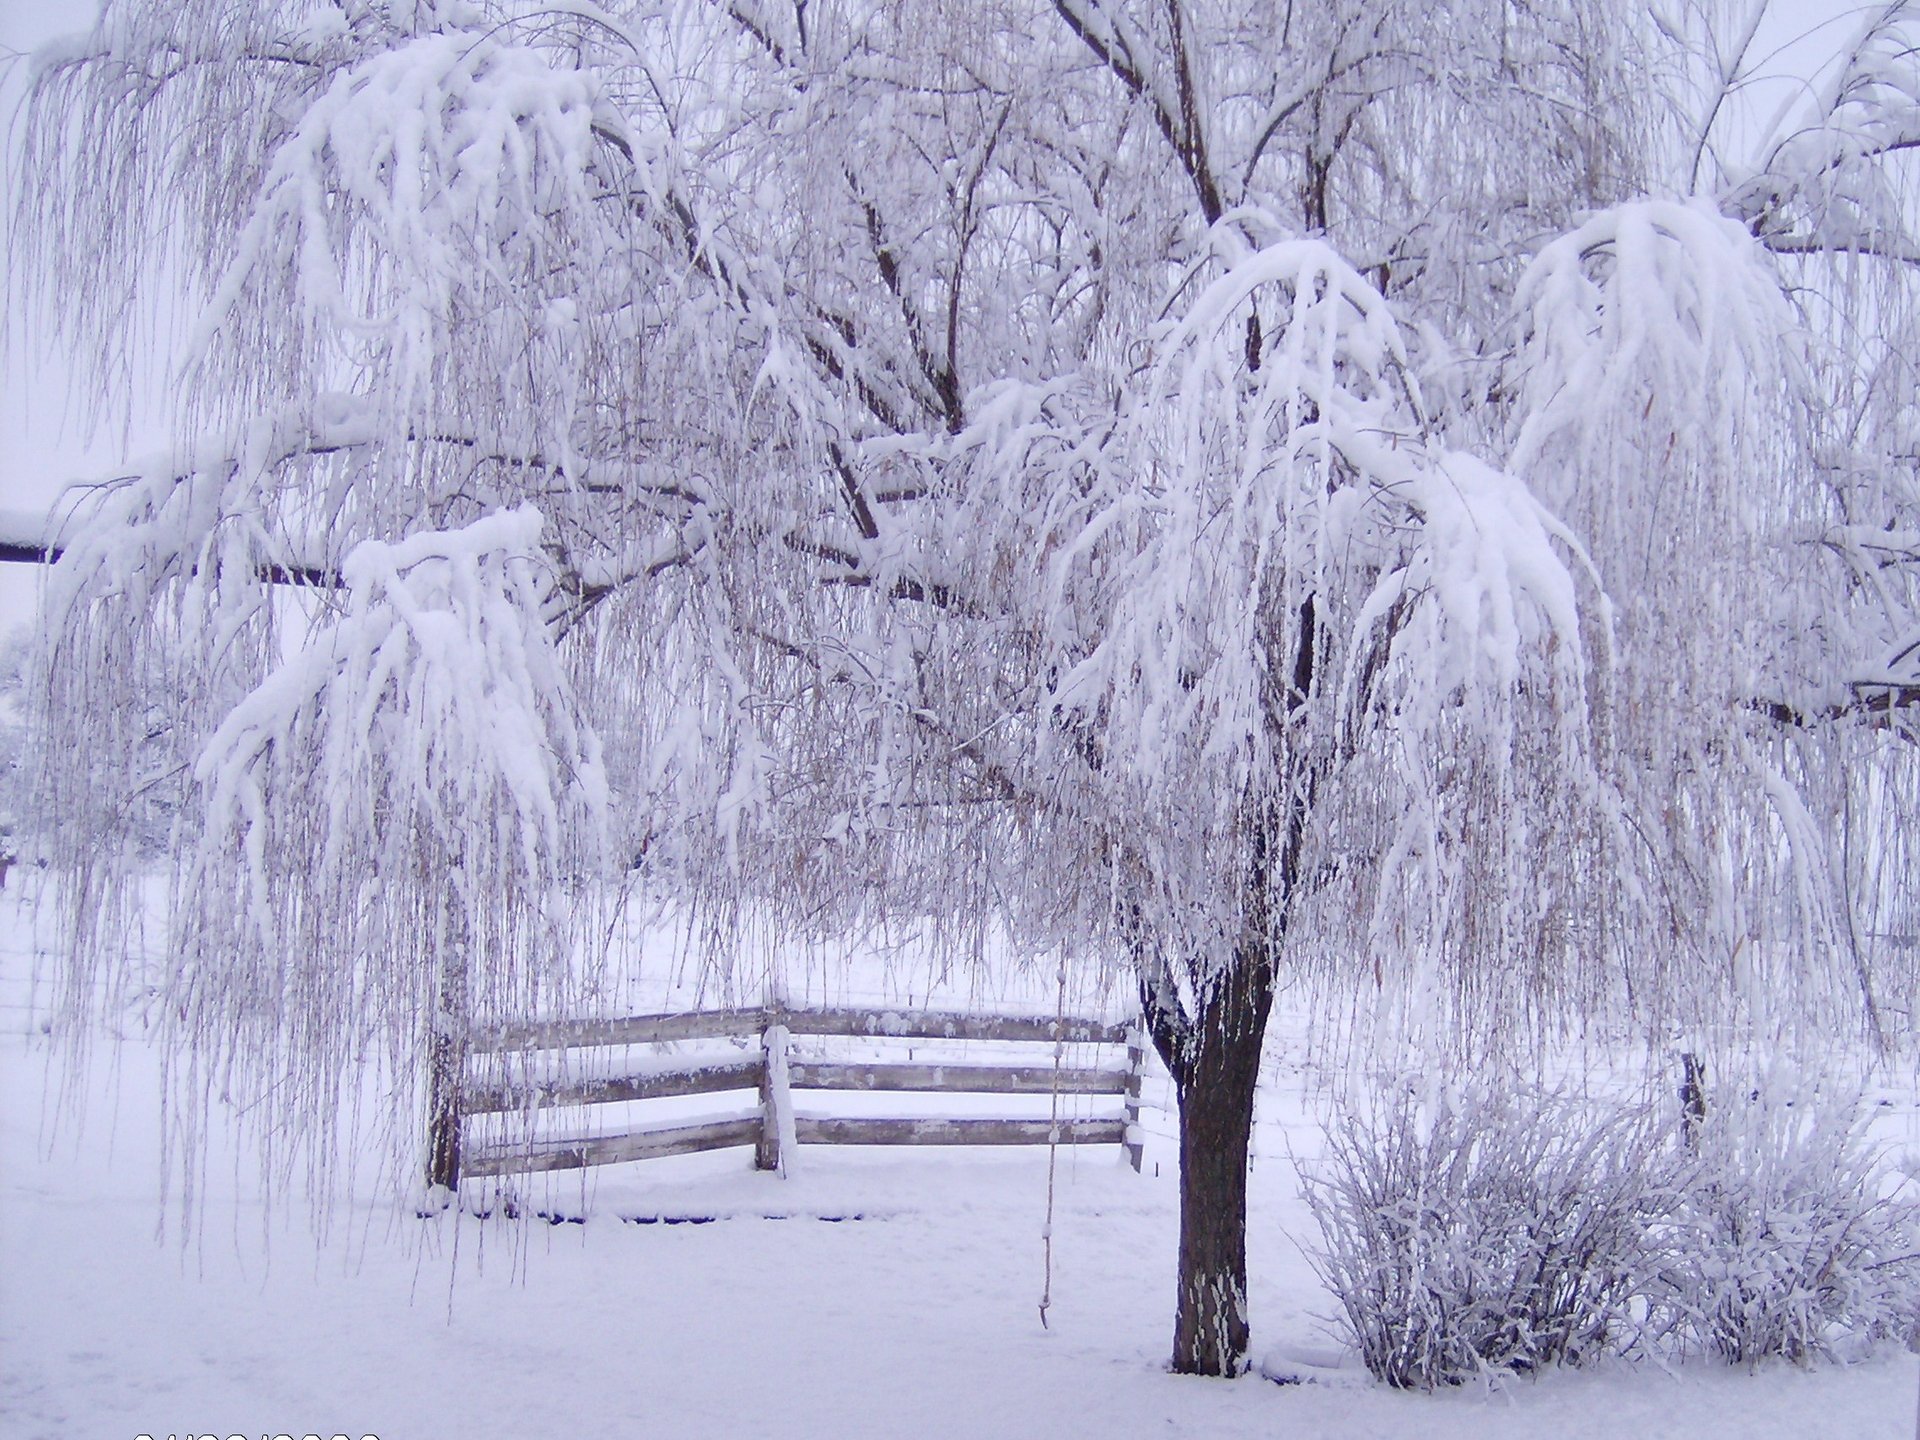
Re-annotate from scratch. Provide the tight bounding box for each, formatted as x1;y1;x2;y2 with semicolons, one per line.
1167;934;1277;1374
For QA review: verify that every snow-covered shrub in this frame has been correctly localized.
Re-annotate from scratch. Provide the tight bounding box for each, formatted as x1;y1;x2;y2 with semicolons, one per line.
1302;1084;1676;1389
1652;1088;1920;1366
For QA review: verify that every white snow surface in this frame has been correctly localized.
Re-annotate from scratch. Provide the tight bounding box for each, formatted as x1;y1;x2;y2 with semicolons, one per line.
3;879;1918;1439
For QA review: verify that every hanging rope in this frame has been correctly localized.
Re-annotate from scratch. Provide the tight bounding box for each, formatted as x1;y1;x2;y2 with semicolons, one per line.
1039;955;1068;1329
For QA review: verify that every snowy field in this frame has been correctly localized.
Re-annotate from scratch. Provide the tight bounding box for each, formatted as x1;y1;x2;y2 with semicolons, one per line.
4;879;1919;1440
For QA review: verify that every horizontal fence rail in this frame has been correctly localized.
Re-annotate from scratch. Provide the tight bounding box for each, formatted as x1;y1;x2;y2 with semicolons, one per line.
793;1117;1130;1147
786;1008;1131;1045
443;1004;1146;1185
784;1061;1129;1096
471;1006;773;1053
461;1057;765;1116
468;1005;1132;1053
465;1117;765;1177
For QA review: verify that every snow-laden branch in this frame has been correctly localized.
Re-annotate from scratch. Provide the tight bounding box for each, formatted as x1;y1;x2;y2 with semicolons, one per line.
196;505;606;902
1721;3;1920;268
1513;196;1919;733
195;25;602;438
1512;198;1800;476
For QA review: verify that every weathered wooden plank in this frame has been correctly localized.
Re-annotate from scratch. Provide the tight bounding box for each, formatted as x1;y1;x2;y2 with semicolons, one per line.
787;1061;1128;1096
461;1057;764;1115
469;1007;769;1054
780;1008;1129;1045
793;1116;1128;1147
470;1005;1128;1052
464;1116;762;1176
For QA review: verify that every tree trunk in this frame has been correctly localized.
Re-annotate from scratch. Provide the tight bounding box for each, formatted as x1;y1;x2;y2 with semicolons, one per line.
1136;613;1312;1376
1167;938;1275;1376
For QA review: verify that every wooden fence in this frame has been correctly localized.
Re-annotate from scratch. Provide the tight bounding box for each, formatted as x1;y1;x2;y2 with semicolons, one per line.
437;1005;1146;1185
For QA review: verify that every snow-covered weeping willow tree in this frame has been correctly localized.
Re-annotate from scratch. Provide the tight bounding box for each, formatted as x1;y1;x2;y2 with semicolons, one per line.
9;0;1918;1377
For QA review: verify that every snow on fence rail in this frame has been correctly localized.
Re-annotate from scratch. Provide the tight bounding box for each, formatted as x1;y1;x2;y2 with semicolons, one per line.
441;1005;1147;1184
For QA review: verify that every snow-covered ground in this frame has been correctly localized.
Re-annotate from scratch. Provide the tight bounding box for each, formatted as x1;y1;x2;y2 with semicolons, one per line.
4;879;1918;1440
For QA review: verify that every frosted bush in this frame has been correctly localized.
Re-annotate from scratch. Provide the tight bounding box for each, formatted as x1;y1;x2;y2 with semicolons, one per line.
1653;1089;1920;1366
1301;1084;1675;1389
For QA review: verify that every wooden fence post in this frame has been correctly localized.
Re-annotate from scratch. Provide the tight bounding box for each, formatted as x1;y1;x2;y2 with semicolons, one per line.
1123;1020;1146;1173
425;884;471;1196
758;1016;794;1175
1679;1051;1707;1151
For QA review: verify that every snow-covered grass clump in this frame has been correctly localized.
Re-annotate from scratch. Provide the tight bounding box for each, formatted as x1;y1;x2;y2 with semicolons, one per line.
1303;1079;1920;1389
1301;1083;1672;1388
1654;1086;1920;1367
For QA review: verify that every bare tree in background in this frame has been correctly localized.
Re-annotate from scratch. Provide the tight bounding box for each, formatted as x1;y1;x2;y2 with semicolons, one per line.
11;0;1918;1376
